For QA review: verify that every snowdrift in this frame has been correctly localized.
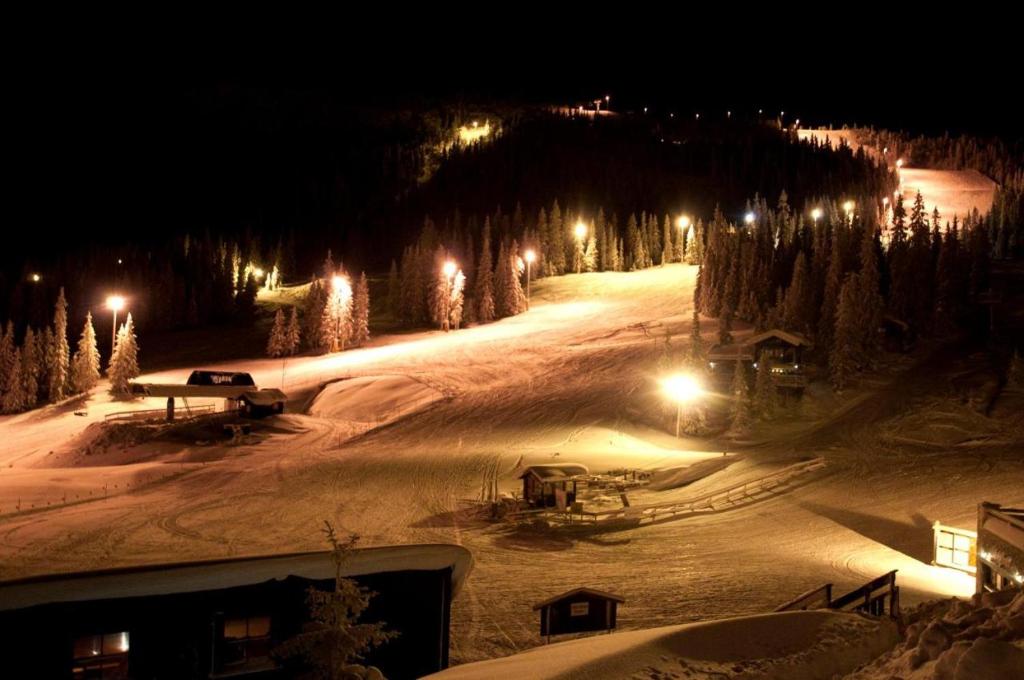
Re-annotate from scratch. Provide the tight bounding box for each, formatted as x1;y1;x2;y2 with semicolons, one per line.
848;588;1024;680
427;610;898;679
308;375;444;426
646;455;738;491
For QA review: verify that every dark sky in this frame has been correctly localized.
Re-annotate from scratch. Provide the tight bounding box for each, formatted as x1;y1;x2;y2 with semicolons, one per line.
8;21;1020;260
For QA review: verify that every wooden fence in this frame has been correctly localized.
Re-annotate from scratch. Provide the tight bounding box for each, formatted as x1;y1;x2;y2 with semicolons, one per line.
776;570;900;618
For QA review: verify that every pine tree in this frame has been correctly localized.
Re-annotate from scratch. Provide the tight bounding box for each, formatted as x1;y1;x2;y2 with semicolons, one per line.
267;308;288;358
0;321;13;403
386;259;400;317
108;313;139;399
688;308;704;367
70;312;101;393
856;226;884;359
449;270;466;330
21;327;39;409
729;359;752;433
572;221;586;274
37;327;54;405
285;307;301;355
2;347;25;414
752;351;778;418
236;272;259;320
830;274;860;391
661;215;673;265
583;233;598;272
49;287;71;402
546;201;566;275
475;225;496;323
351;272;370;346
320;276;353;353
503;241;528;316
782;252;810;333
303;279;327;350
718;305;734;345
817;240;843;352
271;523;395;675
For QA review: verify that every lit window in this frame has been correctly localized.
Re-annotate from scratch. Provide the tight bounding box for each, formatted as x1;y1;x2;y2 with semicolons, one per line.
219;615;272;670
72;632;129;679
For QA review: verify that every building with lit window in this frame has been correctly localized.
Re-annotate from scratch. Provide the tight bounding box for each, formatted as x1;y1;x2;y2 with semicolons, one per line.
0;544;471;679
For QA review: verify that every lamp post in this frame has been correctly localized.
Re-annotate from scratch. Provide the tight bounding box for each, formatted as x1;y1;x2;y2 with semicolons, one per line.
811;207;823;222
523;249;536;308
573;221;587;274
662;374;703;437
441;260;457;331
106;295;126;354
330;275;351;351
744;212;755;226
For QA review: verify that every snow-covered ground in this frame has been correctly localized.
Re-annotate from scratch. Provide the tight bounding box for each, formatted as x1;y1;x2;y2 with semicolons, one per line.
0;264;1021;667
797;129;997;222
428;610;899;680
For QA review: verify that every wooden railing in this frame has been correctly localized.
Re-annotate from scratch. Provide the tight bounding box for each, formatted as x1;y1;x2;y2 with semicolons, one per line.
104;404;216;423
775;571;899;618
513;457;825;526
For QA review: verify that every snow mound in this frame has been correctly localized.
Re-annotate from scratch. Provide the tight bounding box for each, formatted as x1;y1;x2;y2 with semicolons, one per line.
308;375;444;425
847;588;1024;680
427;610;897;679
647;455;738;491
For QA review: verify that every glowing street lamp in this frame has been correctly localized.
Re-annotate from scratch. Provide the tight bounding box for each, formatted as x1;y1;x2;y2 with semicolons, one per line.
744;212;756;226
106;295;126;352
30;273;41;283
843;200;855;213
523;249;536;308
574;221;587;241
676;215;691;230
661;373;704;437
896;158;904;169
253;267;265;280
810;207;823;222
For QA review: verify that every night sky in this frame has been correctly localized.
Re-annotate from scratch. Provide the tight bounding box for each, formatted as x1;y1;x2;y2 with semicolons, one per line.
8;25;1020;261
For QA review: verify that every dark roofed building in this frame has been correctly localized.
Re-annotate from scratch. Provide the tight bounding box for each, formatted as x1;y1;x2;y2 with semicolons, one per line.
520;464;588;509
708;329;813;390
0;544;471;679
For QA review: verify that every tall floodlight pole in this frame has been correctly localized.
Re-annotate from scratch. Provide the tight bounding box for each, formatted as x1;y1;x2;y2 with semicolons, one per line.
661;373;703;437
523;249;536;309
106;295;126;354
442;260;457;331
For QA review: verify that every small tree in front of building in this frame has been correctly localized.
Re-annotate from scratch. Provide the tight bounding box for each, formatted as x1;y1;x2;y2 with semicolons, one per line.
273;521;396;679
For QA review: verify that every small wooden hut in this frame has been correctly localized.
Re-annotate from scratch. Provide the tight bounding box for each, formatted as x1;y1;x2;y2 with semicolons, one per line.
519;464;588;509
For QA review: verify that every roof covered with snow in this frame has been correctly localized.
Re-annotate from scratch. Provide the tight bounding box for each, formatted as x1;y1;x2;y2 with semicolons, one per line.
519;463;590;482
533;587;625;610
241;388;288;405
744;329;813;348
0;543;472;612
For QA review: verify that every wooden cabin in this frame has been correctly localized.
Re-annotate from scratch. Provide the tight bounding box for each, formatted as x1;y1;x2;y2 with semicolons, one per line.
520;464;588;509
976;502;1024;595
707;329;813;389
533;587;624;640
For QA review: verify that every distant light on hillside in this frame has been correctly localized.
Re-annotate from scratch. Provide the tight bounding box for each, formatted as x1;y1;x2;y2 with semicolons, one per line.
458;121;491;145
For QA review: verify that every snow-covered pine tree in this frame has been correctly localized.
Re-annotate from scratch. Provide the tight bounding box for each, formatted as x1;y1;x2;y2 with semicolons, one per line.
508;240;528;315
729;359;752;433
572;221;585;274
449;269;466;330
21;327;39;409
321;273;354;353
830;274;860;391
688;308;704;368
108;313;139;399
267;308;288;358
49;287;70;402
37;327;53;405
856;225;884;361
0;320;13;402
661;215;673;265
752;351;778;418
718;305;734;346
386;260;400;317
475;225;495;323
303;279;327;350
70;312;101;393
546;201;566;276
781;252;810;333
236;272;259;320
583;232;597;272
351;272;370;346
817;241;844;353
285;307;301;355
2;347;25;414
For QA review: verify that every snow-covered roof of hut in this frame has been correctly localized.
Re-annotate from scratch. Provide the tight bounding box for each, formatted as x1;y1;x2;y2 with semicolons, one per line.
744;329;813;348
533;587;625;610
519;464;589;482
0;544;472;612
241;388;288;405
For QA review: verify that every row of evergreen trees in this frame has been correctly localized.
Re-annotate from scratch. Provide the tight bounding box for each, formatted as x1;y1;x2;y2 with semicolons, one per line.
0;289;140;414
267;253;371;358
692;189;992;392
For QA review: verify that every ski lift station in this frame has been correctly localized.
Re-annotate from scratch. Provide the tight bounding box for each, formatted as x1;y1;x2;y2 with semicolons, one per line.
130;370;286;420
